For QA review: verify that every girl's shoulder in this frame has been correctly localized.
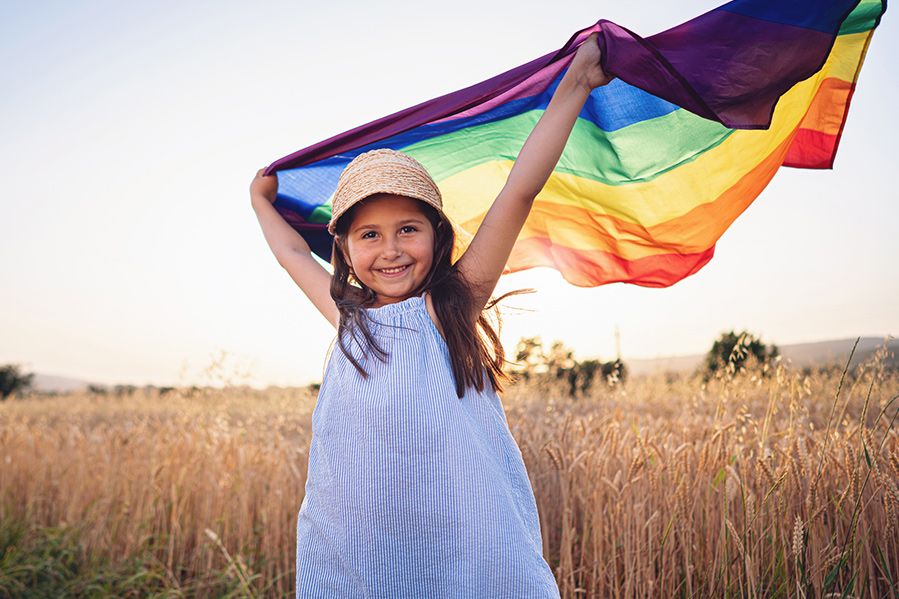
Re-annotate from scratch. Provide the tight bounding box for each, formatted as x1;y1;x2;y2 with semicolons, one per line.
422;290;447;343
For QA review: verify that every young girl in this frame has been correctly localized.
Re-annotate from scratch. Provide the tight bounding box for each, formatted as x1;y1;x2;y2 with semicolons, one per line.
251;33;610;599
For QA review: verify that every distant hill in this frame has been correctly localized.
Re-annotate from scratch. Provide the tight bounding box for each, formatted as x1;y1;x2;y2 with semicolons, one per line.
626;337;897;377
30;373;98;393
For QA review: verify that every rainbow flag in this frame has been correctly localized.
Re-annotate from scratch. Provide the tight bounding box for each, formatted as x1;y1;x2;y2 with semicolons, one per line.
265;0;886;287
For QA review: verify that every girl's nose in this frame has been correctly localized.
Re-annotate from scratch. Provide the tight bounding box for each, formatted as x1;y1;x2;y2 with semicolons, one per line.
382;237;402;258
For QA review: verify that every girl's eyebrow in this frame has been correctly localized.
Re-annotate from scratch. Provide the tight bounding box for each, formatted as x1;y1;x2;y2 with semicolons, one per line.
352;218;425;232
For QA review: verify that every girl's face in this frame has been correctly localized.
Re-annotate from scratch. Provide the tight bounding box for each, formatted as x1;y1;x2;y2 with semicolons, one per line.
339;194;436;307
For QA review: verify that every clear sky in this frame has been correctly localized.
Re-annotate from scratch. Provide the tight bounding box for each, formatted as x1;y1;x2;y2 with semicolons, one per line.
1;0;896;388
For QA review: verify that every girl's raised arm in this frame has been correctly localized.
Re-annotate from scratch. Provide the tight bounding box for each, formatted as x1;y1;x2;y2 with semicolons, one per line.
250;169;339;329
454;32;611;316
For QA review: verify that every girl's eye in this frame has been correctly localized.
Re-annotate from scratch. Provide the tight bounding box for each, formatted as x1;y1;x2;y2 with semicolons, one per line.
360;226;415;239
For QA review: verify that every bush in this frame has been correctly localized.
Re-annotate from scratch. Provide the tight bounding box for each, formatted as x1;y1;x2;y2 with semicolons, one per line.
0;364;34;400
702;330;779;381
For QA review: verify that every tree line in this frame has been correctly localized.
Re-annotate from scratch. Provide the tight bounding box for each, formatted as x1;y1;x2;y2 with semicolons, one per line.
1;330;780;400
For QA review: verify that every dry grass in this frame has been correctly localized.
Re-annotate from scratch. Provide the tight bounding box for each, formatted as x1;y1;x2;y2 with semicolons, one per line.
1;350;897;597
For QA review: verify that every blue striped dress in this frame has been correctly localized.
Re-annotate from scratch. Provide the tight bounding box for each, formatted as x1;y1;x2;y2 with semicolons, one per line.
295;292;560;598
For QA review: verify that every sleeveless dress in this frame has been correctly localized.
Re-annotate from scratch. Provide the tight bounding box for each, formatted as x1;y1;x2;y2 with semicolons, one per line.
295;292;560;598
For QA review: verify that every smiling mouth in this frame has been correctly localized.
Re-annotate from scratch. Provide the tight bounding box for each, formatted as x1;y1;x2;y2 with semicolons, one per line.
376;264;410;275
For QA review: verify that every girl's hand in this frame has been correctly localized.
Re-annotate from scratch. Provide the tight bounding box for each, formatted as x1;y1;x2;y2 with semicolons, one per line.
250;168;278;203
569;32;612;92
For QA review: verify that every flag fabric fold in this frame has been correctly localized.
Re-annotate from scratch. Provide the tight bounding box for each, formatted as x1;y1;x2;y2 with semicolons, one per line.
265;0;885;287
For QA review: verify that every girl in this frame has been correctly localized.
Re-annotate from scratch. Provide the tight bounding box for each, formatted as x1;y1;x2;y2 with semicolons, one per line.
251;33;610;599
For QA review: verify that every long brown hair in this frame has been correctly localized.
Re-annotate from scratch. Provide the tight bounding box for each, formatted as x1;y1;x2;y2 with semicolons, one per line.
330;197;532;398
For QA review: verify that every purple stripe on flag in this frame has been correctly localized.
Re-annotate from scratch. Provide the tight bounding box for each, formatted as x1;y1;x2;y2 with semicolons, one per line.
265;27;594;174
599;8;843;129
431;28;600;125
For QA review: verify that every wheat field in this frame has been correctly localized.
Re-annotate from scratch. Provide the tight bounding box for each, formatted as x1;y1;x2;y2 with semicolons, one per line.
1;351;897;598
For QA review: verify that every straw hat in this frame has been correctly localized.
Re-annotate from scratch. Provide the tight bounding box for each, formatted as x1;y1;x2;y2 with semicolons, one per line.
328;148;444;235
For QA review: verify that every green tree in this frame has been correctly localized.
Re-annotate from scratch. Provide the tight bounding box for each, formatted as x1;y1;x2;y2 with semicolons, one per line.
545;340;576;380
507;337;628;398
601;358;628;385
566;358;600;397
113;384;137;397
510;336;546;381
703;330;779;380
0;364;34;400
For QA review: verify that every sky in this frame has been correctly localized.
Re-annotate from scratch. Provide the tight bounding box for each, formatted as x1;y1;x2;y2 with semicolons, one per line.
1;0;896;389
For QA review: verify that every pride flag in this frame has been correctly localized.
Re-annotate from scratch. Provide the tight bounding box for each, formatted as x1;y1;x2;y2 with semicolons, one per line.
265;0;886;288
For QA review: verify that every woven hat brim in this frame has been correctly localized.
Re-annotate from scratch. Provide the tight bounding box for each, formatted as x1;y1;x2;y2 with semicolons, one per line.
327;149;443;235
327;190;442;235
